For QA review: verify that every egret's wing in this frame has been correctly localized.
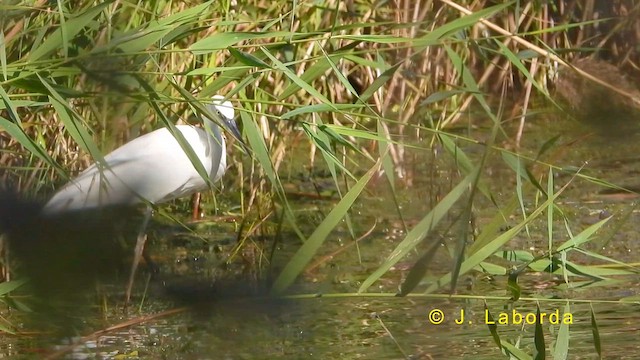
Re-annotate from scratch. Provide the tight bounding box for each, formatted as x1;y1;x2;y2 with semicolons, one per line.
44;126;224;214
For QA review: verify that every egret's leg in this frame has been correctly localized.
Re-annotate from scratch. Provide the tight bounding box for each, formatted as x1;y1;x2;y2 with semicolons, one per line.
125;205;152;303
191;192;201;220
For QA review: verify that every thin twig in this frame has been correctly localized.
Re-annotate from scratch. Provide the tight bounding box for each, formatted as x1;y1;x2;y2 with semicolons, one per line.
44;307;188;360
305;220;377;274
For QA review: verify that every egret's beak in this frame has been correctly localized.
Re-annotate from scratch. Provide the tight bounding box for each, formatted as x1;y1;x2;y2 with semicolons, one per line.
224;116;250;154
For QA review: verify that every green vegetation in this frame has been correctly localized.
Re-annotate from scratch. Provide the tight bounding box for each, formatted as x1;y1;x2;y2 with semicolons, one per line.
1;0;640;357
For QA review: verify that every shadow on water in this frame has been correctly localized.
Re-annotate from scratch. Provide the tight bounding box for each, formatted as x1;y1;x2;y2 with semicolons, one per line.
0;190;139;333
0;189;301;357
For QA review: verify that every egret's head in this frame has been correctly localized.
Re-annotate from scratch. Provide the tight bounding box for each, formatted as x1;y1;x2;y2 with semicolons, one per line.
208;95;247;153
210;95;235;120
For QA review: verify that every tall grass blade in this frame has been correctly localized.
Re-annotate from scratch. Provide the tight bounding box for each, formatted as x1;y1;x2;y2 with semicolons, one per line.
0;279;27;295
533;305;546;360
377;119;407;233
190;31;293;54
0;87;66;177
397;239;440;295
240;95;305;241
39;74;105;166
414;2;513;48
28;1;114;62
135;77;213;191
501;341;532;360
228;47;271;68
552;303;570;360
359;63;401;103
261;46;333;106
590;304;602;358
438;133;491;198
556;217;610;252
359;171;474;293
485;305;501;347
55;0;69;58
0;30;6;81
425;179;569;293
282;104;365;119
280;42;360;99
271;158;382;295
301;123;354;180
111;1;214;53
547;168;555;266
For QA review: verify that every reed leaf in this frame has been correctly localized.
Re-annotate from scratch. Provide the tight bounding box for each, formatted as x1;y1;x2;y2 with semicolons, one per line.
271;157;382;295
359;171;475;293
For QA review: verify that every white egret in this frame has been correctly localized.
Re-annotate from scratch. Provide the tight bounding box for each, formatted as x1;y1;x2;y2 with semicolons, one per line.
42;95;242;301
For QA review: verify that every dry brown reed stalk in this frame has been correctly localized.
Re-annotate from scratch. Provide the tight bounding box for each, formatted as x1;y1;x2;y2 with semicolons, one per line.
2;0;49;44
375;0;434;186
437;0;640;139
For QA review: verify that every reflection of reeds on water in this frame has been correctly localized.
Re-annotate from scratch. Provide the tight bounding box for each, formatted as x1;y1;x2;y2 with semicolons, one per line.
555;58;640;135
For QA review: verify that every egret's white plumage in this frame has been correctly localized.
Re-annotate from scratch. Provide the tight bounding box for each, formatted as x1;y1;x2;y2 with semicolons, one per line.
43;95;236;214
39;95;241;302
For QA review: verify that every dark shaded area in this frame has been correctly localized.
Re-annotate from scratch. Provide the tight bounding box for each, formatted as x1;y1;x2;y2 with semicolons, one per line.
156;273;274;309
0;188;276;336
0;189;141;333
554;57;640;137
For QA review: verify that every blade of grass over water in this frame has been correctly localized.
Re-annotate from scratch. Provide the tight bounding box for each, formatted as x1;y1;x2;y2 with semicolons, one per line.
443;43;507;291
547;167;555;270
300;122;355;180
303;118;357;241
590;304;602;358
359;171;475;293
425;177;572;293
533;305;545;360
271;157;382;295
240;93;306;241
438;134;492;199
397;239;441;296
377;119;407;234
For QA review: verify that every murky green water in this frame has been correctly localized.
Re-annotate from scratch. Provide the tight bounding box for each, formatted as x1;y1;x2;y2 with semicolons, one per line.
4;109;640;359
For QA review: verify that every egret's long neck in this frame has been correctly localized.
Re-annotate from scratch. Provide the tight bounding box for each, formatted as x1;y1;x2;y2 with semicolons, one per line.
203;118;225;148
202;117;227;181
